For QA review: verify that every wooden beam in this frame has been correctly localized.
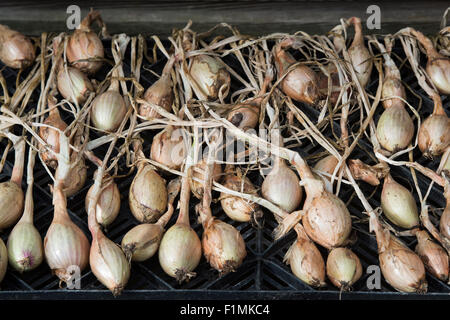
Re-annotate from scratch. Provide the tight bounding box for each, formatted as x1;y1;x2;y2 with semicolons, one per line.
0;1;448;37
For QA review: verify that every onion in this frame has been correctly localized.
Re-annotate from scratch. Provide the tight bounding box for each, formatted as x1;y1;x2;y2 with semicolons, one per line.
220;167;262;222
66;10;105;75
196;152;246;274
59;154;87;197
85;173;120;227
7;149;43;273
376;104;415;152
347;17;373;88
122;177;181;262
188;158;222;199
369;211;427;293
85;162;130;296
158;176;201;282
418;96;450;158
89;230;130;296
262;158;303;213
189;54;230;101
44;134;90;284
129;162;168;223
139;57;175;120
381;174;419;229
284;224;326;287
411;29;450;94
414;230;449;281
226;73;272;130
44;186;90;284
91;86;127;132
57;66;94;104
326;247;362;290
39;101;69;169
0;24;35;69
0;136;25;230
0;239;7;284
274;38;319;105
317;63;341;104
150;126;186;171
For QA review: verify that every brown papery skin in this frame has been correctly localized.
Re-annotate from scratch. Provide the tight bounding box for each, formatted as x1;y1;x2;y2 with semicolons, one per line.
150;126;186;171
39;107;69;169
415;230;449;281
57;67;94;104
202;219;247;274
411;29;450;95
86;177;121;227
284;225;326;287
188;159;222;199
326;247;362;290
348;17;373;88
382;69;406;109
317;63;342;105
262;159;303;213
376;104;415;153
369;212;427;293
0;24;35;69
220;174;260;222
60;155;87;197
418;97;450;158
128;163;168;223
139;74;174;120
274;40;319;105
189;55;231;101
66;11;104;75
226;99;261;131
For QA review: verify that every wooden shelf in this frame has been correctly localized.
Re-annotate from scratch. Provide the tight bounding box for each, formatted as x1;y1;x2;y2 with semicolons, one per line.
0;1;448;36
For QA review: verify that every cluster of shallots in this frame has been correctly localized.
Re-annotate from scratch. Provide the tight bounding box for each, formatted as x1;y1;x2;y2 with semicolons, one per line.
0;10;449;298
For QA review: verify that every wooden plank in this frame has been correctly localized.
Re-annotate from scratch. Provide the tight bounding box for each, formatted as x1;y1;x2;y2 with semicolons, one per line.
0;1;448;37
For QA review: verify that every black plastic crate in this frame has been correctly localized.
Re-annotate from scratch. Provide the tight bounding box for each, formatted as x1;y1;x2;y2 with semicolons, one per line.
0;36;449;300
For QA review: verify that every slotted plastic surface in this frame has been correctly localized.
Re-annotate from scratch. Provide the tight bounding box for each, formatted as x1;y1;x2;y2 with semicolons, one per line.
0;38;449;300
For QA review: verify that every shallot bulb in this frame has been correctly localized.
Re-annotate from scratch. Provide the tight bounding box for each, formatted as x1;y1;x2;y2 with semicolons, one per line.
159;175;201;282
139;57;175;120
7;149;43;273
220;169;262;222
274;38;319;105
89;230;130;296
0;24;35;69
189;54;230;101
39;103;69;169
129;162;168;223
226;73;272;130
44;187;90;283
347;17;373;88
0;137;25;230
85;173;120;227
369;211;427;293
284;224;326;287
57;66;94;104
0;239;7;284
66;10;105;75
414;230;449;281
418;96;450;158
317;63;341;105
188;158;222;199
376;104;414;152
197;154;246;274
262;158;303;213
201;219;247;274
122;177;181;262
326;247;362;290
411;29;450;94
150;126;186;171
381;174;419;229
91;87;127;132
